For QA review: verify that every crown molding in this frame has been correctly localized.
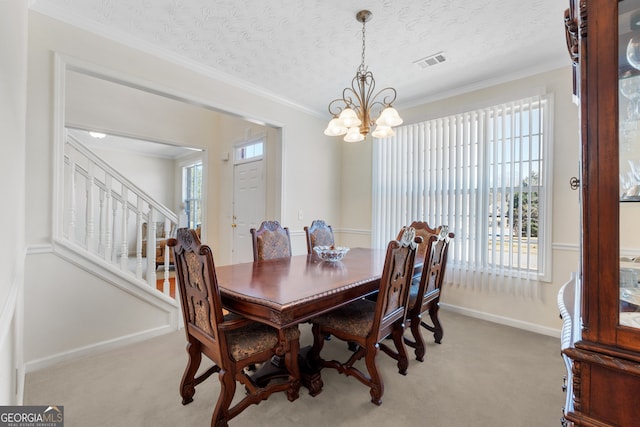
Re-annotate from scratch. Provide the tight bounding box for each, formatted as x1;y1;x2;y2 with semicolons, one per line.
28;3;324;119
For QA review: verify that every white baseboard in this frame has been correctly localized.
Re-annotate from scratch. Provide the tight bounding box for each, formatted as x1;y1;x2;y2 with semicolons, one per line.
441;303;561;338
24;325;174;373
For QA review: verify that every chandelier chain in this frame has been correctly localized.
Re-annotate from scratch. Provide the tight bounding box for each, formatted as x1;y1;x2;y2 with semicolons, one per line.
360;18;367;72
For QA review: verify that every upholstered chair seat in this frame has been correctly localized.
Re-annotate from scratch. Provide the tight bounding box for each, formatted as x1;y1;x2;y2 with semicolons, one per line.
311;299;375;338
168;228;300;427
396;222;453;362
308;227;421;406
224;314;300;360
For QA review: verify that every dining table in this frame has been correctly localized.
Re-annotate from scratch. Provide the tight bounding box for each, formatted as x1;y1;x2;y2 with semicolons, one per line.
214;247;389;396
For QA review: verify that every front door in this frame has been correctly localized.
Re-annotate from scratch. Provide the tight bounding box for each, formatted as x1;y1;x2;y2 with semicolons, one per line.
232;159;265;263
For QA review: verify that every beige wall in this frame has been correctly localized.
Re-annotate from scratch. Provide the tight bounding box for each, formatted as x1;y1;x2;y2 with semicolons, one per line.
23;11;338;368
340;67;582;334
21;8;595;371
0;0;28;404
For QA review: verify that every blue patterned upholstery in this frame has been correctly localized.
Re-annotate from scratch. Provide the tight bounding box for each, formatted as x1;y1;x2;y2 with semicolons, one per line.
305;220;335;254
251;220;292;261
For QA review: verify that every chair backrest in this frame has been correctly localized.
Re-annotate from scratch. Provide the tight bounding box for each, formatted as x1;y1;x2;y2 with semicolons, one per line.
304;220;335;254
397;221;441;261
414;226;453;312
168;228;225;364
373;227;421;341
250;220;292;261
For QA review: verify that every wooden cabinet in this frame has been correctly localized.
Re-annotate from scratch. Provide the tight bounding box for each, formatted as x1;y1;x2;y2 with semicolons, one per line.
563;0;640;425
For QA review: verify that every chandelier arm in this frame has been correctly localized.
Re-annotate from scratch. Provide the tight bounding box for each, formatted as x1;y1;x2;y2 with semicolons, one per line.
327;98;349;117
342;83;360;109
370;86;398;107
325;9;399;140
356;71;376;116
368;100;389;121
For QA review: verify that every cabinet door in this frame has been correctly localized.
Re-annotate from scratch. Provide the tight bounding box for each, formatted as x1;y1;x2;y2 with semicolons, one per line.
574;0;640;353
619;0;640;349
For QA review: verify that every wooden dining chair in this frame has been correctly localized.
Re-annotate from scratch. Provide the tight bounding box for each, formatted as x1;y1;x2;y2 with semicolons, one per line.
250;220;292;261
168;228;300;427
308;227;421;405
403;224;453;362
304;219;335;254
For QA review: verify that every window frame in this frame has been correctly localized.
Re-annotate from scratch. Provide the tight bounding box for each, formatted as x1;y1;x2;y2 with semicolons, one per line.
372;94;553;283
182;160;203;230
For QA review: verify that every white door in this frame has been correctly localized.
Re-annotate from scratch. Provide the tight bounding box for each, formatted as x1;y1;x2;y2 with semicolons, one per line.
233;159;265;263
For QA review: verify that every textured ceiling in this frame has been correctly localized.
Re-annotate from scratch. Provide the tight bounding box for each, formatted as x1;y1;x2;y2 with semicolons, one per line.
30;0;569;117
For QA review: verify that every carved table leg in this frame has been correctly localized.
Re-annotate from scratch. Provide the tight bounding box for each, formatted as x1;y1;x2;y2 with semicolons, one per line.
299;346;324;396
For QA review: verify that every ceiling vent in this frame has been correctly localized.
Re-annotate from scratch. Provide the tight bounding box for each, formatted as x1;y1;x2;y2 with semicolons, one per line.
413;52;446;69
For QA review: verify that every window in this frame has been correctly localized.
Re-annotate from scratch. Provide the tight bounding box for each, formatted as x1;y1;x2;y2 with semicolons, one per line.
234;139;264;164
372;95;552;285
182;162;203;229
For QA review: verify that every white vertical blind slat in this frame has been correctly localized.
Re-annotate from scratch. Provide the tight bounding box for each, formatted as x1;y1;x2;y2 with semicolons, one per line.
372;94;549;291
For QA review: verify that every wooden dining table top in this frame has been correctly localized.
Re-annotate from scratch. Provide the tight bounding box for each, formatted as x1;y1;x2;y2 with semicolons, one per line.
215;247;388;329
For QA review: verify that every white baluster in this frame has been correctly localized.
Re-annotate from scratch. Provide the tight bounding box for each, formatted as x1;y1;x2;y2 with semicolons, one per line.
98;188;106;256
147;208;157;286
68;160;77;243
120;187;129;270
135;198;143;280
86;162;95;253
104;175;113;262
111;192;118;264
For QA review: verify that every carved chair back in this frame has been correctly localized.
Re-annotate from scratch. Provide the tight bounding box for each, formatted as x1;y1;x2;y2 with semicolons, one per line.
304;219;335;254
250;220;292;261
373;227;422;342
170;228;226;363
168;228;298;425
413;226;453;316
396;220;441;263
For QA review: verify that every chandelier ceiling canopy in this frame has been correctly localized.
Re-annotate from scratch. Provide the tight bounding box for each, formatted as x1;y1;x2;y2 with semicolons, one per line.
324;10;403;142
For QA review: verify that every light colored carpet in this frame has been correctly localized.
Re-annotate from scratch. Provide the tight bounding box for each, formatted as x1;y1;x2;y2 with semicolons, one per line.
24;310;565;427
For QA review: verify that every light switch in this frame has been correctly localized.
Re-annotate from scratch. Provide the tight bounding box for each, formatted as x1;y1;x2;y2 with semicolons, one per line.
298;209;303;220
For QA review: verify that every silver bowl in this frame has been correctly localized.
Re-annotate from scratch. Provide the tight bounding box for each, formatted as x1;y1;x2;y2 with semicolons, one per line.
313;245;350;262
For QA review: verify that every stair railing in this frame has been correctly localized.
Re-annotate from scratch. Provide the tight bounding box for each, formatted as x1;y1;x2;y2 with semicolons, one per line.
62;133;178;297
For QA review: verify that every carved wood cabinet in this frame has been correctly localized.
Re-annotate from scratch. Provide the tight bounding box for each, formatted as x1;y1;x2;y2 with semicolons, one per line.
563;0;640;425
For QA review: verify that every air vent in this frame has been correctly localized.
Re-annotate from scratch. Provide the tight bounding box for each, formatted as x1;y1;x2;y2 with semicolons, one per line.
413;52;446;69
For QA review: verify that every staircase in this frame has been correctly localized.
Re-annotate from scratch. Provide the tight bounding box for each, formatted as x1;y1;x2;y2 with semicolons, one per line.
59;133;180;304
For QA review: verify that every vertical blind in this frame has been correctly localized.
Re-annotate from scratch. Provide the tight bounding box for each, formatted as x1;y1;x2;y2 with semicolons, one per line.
372;95;551;292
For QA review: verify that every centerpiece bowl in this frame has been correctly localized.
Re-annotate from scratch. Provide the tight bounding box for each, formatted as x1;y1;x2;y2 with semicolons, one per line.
313;245;350;262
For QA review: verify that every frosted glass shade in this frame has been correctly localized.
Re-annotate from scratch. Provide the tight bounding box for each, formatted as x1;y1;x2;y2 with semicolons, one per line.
324;118;348;136
338;108;362;127
376;107;403;127
372;125;395;138
344;126;364;142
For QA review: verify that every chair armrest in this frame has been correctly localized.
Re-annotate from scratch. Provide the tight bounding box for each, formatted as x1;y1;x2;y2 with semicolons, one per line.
218;316;254;331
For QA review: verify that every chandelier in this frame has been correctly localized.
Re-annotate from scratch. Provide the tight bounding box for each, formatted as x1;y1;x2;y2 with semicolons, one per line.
324;10;403;142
